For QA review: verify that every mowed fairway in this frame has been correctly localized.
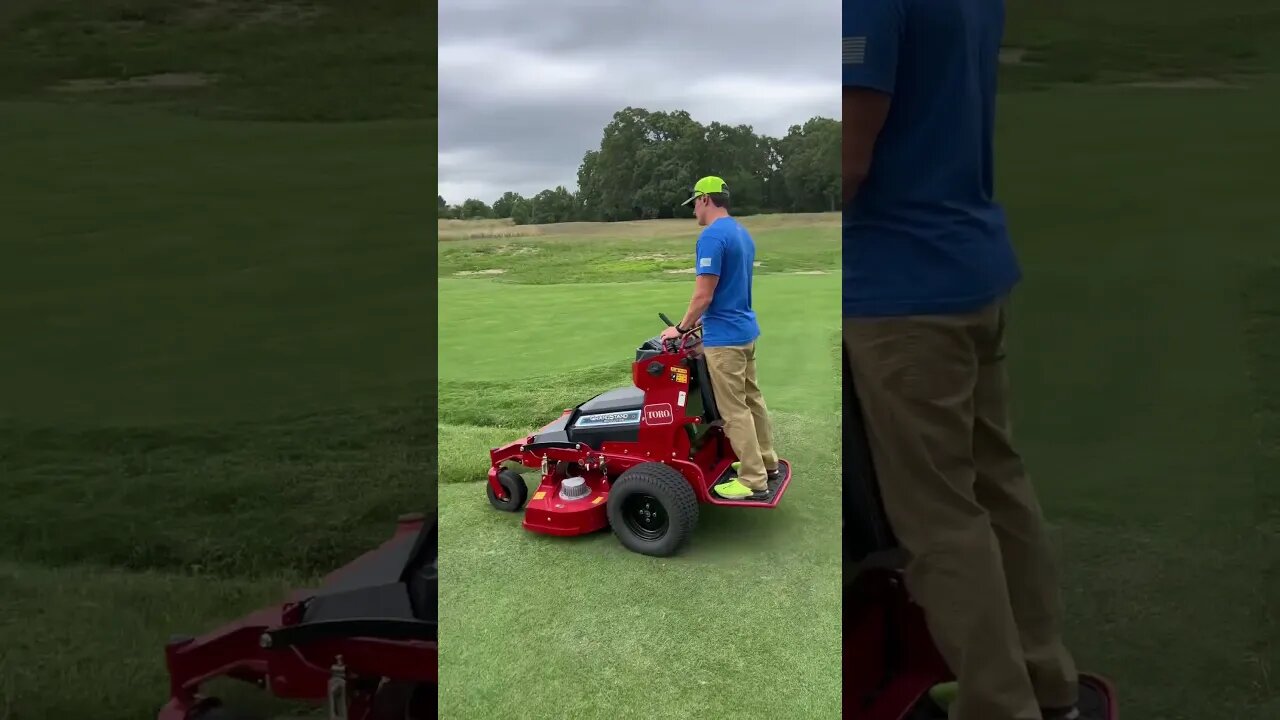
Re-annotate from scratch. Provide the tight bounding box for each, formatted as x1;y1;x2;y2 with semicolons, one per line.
437;216;843;719
985;79;1280;717
0;101;431;719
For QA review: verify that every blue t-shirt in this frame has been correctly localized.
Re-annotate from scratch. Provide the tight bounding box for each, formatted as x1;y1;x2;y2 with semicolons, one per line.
695;217;761;347
843;0;1021;317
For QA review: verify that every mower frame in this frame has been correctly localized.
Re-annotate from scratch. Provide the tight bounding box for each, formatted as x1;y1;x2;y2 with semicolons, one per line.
485;314;793;554
157;513;436;720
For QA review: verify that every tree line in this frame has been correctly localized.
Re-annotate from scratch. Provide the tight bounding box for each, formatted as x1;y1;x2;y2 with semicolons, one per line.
438;107;840;225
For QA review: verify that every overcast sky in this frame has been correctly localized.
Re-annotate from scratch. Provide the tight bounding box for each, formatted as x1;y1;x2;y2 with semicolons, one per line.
438;0;840;205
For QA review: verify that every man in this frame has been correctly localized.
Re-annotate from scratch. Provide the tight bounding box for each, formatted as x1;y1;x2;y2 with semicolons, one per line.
659;176;780;500
843;2;1080;719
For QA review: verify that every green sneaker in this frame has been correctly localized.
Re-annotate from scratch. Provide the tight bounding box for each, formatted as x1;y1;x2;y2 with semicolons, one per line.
731;461;782;483
928;681;957;711
713;478;757;499
926;682;1078;719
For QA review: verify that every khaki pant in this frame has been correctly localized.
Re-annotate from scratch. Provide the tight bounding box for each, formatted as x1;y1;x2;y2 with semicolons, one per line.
703;342;778;492
843;298;1077;720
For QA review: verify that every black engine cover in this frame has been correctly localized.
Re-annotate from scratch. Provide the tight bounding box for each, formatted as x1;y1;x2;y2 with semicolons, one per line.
565;387;644;448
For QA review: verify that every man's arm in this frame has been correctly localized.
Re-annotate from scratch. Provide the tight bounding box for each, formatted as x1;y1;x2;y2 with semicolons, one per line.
843;88;892;204
842;0;903;204
679;232;723;331
679;274;718;331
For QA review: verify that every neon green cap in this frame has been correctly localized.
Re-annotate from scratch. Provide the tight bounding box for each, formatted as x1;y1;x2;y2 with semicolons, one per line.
681;175;728;206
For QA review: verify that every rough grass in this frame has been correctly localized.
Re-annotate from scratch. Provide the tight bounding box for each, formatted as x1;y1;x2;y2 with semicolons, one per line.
438;214;838;284
1003;0;1280;87
0;91;431;720
0;102;431;427
437;363;631;484
0;562;305;720
0;403;429;577
0;0;434;121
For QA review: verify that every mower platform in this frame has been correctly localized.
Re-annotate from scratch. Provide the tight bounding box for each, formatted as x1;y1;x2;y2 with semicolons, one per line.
903;675;1118;719
706;458;793;507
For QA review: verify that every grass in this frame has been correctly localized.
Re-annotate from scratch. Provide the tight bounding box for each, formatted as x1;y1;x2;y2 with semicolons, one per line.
436;218;844;719
0;0;434;121
1002;0;1280;86
0;102;431;427
0;562;304;719
0;94;431;720
987;78;1280;716
438;213;838;284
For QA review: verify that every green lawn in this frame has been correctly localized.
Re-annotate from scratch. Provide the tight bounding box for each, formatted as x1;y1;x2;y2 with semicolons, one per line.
0;99;432;719
437;219;844;719
0;0;433;122
0;2;433;716
987;78;1280;716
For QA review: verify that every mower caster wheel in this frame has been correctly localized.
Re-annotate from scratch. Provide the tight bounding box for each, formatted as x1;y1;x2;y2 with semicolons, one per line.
607;462;698;557
373;680;436;720
486;467;529;512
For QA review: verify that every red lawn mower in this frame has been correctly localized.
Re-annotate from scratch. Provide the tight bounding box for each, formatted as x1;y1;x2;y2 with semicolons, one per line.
157;513;436;720
842;348;1118;719
485;312;793;557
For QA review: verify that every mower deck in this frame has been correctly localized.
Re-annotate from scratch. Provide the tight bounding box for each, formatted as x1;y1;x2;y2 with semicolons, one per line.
158;514;436;720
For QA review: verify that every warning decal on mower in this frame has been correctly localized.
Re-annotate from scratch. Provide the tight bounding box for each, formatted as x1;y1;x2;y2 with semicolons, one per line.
533;491;546;500
643;403;674;426
592;496;604;505
670;366;688;384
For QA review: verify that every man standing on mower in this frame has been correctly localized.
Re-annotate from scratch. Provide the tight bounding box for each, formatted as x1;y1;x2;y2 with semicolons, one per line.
659;176;780;501
843;1;1080;720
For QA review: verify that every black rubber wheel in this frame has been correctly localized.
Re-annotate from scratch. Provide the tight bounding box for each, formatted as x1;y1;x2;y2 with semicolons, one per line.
607;462;698;556
372;680;436;720
486;467;528;511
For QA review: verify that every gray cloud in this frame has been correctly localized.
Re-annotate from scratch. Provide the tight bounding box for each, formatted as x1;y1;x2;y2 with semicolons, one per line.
438;0;840;205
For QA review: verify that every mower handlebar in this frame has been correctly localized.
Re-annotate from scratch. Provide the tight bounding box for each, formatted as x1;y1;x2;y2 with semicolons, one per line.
660;316;703;353
657;312;701;335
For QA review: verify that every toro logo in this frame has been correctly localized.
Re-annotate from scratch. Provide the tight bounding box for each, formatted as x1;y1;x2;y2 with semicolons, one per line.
643;403;675;426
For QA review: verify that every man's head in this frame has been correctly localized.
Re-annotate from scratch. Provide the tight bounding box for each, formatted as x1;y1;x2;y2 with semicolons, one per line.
682;176;731;227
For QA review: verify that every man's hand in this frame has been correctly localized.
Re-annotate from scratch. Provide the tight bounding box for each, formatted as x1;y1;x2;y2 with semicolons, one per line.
660;326;682;342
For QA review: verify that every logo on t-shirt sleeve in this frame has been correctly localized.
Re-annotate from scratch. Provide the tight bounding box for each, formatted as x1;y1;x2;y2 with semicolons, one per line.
843;36;867;65
699;257;712;268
